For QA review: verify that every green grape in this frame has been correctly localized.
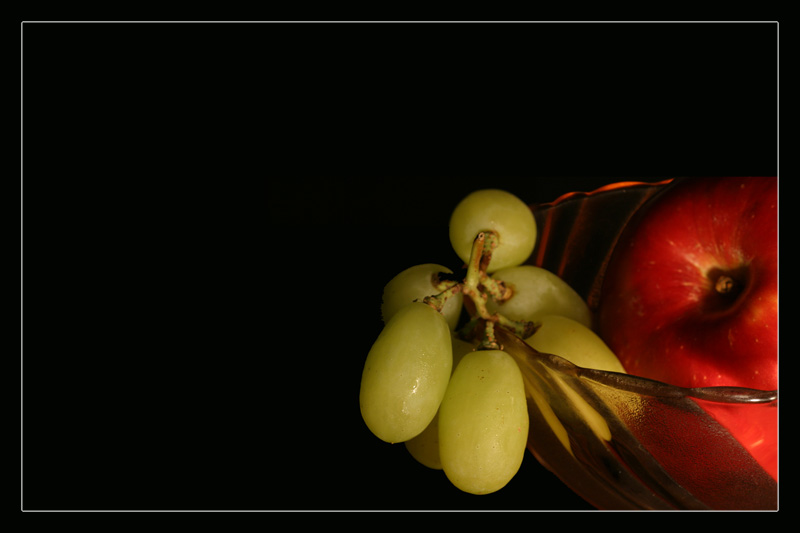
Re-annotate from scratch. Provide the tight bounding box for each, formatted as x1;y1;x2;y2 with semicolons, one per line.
525;314;626;373
403;411;444;470
381;264;463;331
486;265;592;330
360;302;453;443
405;336;476;469
438;349;529;495
449;189;537;273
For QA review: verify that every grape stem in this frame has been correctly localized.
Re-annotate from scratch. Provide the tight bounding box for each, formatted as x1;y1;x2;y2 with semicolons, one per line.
422;279;462;313
461;232;537;349
420;231;535;348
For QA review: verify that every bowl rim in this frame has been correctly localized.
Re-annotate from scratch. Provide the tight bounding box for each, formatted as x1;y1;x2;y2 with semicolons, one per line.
496;326;777;404
535;178;676;208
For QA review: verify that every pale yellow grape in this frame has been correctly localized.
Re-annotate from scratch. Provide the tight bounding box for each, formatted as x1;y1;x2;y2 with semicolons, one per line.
486;265;592;330
525;315;626;373
403;412;444;470
381;264;463;331
405;336;476;469
360;302;453;443
439;349;529;495
449;189;537;273
524;317;621;441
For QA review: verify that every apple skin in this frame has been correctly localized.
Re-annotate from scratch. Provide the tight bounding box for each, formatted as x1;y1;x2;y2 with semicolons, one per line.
596;176;777;480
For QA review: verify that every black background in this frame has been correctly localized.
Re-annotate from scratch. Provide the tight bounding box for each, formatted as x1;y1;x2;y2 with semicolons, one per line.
21;21;778;511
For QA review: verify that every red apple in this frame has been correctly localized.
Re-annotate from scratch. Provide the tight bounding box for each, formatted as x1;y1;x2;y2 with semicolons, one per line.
596;176;778;480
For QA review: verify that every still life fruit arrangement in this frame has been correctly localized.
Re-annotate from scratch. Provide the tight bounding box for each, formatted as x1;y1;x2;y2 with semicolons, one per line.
358;177;778;509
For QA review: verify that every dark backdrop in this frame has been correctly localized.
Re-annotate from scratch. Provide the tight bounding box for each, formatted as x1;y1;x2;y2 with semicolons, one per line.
21;21;777;511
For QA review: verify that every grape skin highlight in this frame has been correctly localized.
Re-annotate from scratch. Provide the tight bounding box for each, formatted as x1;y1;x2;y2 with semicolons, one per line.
448;189;537;273
359;302;453;444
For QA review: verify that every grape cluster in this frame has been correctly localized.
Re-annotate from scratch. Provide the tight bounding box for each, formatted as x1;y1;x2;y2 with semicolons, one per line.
359;188;625;495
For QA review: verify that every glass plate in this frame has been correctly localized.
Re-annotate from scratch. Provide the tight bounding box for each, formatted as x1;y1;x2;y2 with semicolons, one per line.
502;180;778;510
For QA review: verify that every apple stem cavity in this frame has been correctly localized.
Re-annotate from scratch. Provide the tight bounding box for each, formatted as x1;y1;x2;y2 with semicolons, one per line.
701;266;750;316
715;275;736;295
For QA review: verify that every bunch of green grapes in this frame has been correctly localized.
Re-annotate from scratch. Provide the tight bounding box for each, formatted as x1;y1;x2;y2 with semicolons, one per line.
359;188;626;496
